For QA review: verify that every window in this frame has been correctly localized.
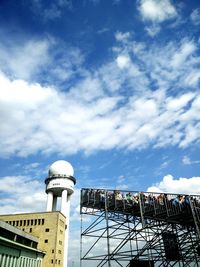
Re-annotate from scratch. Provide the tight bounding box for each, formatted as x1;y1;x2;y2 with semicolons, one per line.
59;240;62;245
45;228;50;232
31;219;33;226
20;220;23;226
16;221;19;226
30;228;32;233
27;220;30;226
42;219;45;225
45;239;48;243
13;221;15;226
38;219;41;225
58;260;61;265
58;250;61;254
51;259;53;264
35;219;37;225
52;249;54;253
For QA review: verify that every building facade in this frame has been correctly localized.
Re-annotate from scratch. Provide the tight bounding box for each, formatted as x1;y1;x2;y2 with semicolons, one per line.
0;211;66;267
0;220;44;267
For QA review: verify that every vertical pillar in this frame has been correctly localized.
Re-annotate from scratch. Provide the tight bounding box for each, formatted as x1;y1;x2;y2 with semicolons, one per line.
64;195;71;267
52;196;57;211
61;190;69;267
13;257;17;267
61;190;68;218
20;257;24;267
66;195;71;228
5;255;9;267
9;256;14;267
46;191;53;212
1;254;6;266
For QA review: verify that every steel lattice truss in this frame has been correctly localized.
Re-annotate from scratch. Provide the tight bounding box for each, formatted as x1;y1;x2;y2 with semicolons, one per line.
80;189;200;267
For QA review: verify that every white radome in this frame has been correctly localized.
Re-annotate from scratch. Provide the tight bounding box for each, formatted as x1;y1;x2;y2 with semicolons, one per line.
48;160;74;177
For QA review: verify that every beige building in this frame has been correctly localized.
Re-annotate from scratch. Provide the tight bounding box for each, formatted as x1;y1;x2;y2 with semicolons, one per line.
0;211;66;267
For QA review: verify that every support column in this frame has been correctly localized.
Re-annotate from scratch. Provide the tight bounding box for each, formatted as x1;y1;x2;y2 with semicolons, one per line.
12;256;17;267
46;191;53;212
1;255;6;266
61;190;68;218
61;190;69;267
9;256;14;267
5;255;9;267
64;195;71;267
52;196;57;211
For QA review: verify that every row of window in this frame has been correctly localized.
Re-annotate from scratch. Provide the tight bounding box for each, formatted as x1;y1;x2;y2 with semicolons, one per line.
21;227;49;234
51;259;61;265
5;218;45;227
52;249;62;254
44;240;62;245
24;227;62;235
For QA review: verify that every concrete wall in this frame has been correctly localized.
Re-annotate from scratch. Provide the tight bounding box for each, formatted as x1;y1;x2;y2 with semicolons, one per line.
0;212;66;267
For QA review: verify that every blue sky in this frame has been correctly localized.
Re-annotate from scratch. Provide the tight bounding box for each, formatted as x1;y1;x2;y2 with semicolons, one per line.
0;0;200;265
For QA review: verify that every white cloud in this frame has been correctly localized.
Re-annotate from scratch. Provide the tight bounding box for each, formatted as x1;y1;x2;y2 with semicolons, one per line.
147;174;200;194
179;123;200;148
166;92;195;111
138;0;177;23
0;66;200;157
182;156;200;166
97;28;110;34
0;176;46;214
145;24;161;37
131;38;199;92
190;8;200;26
0;37;84;85
115;31;131;42
184;70;200;87
182;156;191;165
171;40;196;68
0;35;200;157
0;39;50;81
116;55;130;69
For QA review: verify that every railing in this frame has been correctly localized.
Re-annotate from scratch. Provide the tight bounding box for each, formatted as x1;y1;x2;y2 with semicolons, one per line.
81;188;200;227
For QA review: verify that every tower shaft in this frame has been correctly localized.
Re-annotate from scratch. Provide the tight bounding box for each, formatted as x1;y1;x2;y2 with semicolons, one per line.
45;160;76;267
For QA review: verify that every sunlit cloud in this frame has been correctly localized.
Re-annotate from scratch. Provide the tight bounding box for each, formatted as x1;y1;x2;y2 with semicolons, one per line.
0;35;200;158
147;174;200;194
0;175;46;214
182;156;200;166
138;0;177;23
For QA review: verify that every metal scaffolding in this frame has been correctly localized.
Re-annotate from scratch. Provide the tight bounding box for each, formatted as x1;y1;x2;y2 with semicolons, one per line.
80;189;200;267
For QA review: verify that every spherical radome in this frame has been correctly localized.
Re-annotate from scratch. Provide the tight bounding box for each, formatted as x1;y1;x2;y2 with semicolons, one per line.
48;160;74;177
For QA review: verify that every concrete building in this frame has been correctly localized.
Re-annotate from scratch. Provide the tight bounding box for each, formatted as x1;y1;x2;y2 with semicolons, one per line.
0;212;65;266
0;220;45;267
0;160;76;267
